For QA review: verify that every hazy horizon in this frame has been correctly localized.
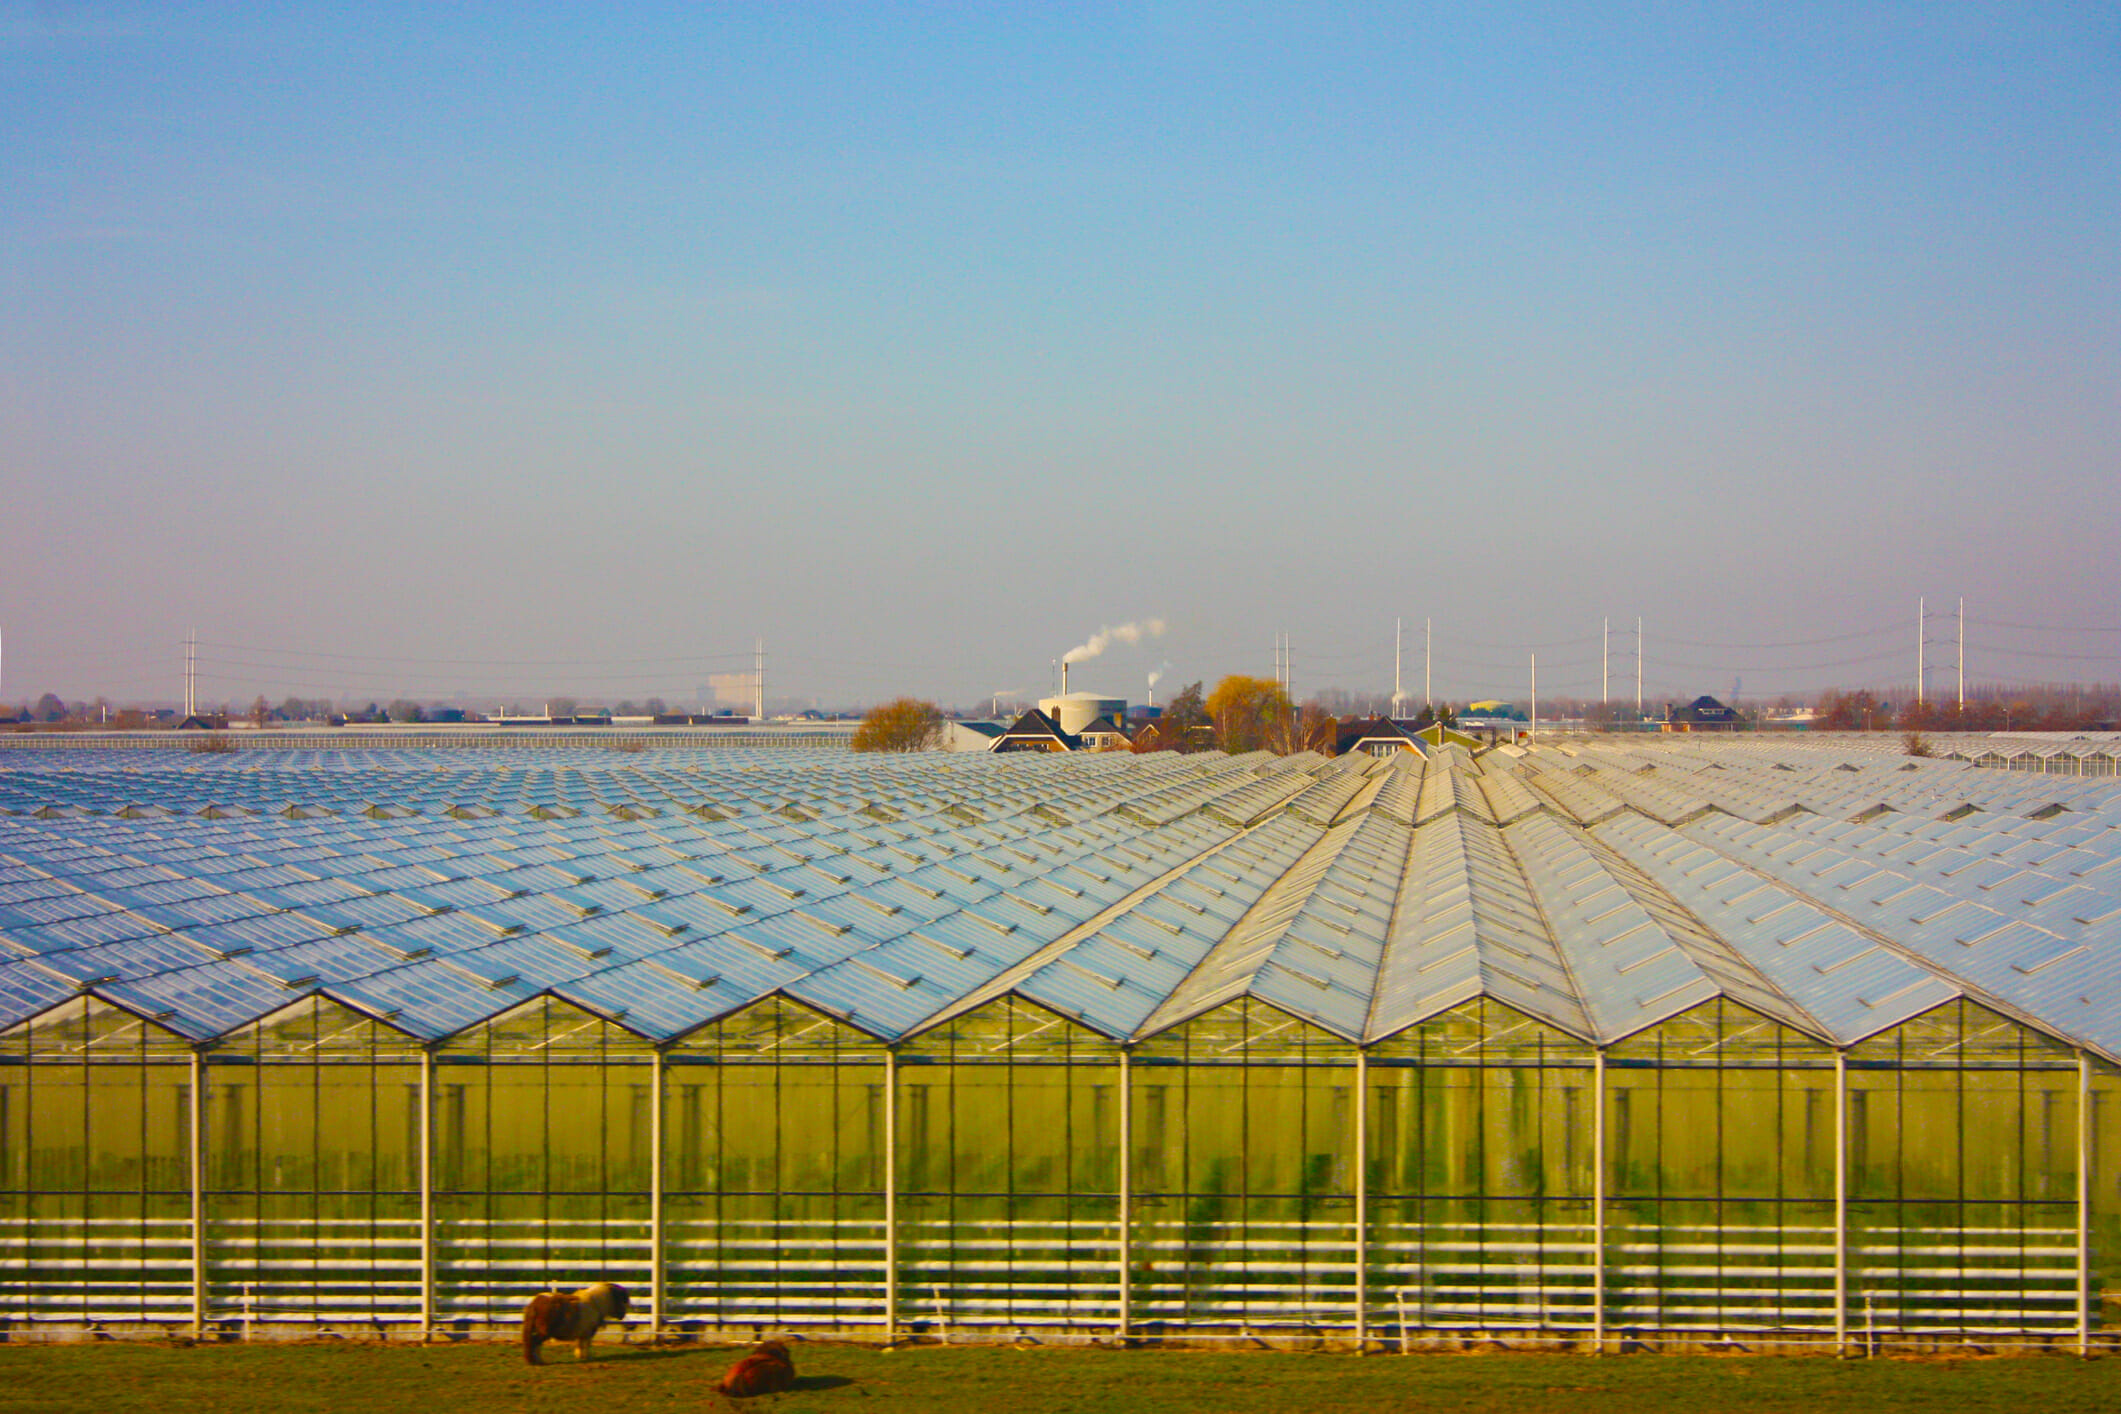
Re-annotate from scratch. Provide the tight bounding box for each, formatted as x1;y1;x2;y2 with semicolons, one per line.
6;5;2116;711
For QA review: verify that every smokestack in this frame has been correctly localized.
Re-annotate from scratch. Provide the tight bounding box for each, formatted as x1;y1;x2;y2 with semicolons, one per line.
1062;659;1069;697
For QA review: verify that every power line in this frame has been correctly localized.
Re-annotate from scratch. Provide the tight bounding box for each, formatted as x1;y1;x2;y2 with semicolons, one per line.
1964;617;2121;634
1963;644;2121;664
193;639;753;668
1644;647;1913;675
1645;622;1908;650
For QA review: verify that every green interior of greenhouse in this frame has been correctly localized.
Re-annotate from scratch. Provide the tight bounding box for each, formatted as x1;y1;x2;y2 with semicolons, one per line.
3;733;2118;1351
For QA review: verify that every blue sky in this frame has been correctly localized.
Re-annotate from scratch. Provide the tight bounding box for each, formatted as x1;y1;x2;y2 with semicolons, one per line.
4;2;2116;712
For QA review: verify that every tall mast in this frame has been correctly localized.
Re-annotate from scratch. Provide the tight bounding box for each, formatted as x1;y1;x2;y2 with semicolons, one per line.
1394;618;1402;717
1917;597;1926;705
1602;616;1609;704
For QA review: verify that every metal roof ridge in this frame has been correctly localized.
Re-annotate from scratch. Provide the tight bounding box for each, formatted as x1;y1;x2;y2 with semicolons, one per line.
891;815;1265;1042
1664;815;2120;1063
1137;813;1374;1039
1570;818;1834;1045
1492;813;1611;1044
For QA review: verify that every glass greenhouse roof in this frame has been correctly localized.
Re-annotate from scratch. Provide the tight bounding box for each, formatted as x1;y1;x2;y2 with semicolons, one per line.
0;739;2118;1055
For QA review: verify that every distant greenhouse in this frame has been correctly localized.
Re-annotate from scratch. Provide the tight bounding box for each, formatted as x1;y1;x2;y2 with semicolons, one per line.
3;736;2120;1351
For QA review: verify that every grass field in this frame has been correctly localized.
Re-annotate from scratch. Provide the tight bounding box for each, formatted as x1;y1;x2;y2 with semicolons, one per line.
2;1338;2118;1414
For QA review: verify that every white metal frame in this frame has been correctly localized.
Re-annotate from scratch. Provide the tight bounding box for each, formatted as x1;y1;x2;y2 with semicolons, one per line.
27;1037;2102;1350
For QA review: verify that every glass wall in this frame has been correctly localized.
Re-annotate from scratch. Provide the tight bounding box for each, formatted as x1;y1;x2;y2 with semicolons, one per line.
1368;997;1596;1336
0;990;2112;1346
1603;999;1838;1334
434;997;653;1325
898;997;1120;1332
1842;1001;2081;1336
209;998;422;1326
0;999;191;1326
664;996;886;1330
1131;999;1356;1332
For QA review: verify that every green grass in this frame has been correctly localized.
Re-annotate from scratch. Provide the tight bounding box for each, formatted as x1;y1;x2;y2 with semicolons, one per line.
2;1339;2118;1414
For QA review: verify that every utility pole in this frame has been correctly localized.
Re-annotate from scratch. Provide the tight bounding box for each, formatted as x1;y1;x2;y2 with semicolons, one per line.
1958;597;1965;708
1917;597;1926;705
1394;618;1402;718
1635;617;1643;720
754;638;765;720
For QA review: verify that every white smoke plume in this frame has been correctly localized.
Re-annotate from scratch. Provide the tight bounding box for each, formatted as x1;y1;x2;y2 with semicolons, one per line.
1063;619;1167;666
1146;659;1171;691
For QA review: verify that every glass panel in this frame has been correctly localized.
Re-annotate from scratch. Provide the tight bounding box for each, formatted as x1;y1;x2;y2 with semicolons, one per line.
1132;1000;1357;1332
433;997;653;1326
204;997;422;1327
899;997;1120;1331
663;996;887;1331
0;999;193;1325
1364;999;1594;1337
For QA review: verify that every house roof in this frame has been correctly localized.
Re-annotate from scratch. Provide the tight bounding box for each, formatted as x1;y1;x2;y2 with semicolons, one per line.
1334;716;1421;755
989;707;1079;751
1674;695;1738;721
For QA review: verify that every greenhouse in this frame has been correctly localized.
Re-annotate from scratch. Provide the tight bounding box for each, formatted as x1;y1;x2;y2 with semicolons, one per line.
3;735;2119;1351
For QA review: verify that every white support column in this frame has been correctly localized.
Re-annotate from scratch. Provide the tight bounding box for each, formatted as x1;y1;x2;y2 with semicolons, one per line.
651;1049;666;1338
1354;1050;1369;1350
1834;1051;1849;1356
1593;1049;1607;1354
190;1048;206;1338
1118;1048;1133;1337
420;1048;435;1341
2080;1051;2093;1358
884;1050;899;1340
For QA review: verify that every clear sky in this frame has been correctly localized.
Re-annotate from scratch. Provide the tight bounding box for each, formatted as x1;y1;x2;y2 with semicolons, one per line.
5;2;2117;713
